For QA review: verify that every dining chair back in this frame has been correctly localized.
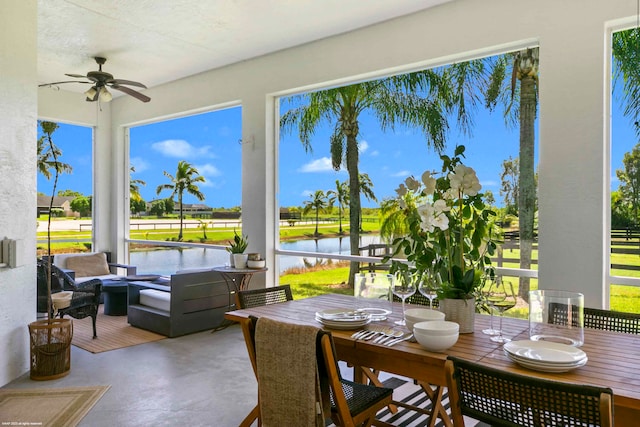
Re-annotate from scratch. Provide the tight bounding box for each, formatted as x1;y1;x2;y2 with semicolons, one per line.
235;284;293;309
239;316;393;427
445;356;613;427
549;303;640;334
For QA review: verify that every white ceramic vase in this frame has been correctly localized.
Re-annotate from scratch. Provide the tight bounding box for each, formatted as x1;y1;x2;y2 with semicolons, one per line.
439;298;475;333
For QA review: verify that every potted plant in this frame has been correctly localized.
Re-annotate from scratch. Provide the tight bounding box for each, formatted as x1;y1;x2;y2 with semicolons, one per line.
30;121;73;379
226;230;249;268
388;145;500;332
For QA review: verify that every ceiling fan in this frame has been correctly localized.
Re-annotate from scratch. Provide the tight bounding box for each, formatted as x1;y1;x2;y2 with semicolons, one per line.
39;57;151;103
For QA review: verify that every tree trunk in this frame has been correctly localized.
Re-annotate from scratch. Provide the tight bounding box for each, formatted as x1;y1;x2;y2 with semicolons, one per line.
346;127;360;288
178;193;184;241
518;69;537;301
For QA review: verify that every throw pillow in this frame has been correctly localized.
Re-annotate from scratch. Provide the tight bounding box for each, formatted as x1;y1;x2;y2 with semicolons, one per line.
65;253;110;277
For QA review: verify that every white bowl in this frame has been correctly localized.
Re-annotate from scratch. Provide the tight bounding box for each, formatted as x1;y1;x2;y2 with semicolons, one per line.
405;308;445;322
414;330;459;352
246;259;266;269
405;308;445;331
413;320;459;336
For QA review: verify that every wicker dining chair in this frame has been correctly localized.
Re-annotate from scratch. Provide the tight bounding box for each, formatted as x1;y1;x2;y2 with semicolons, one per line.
239;316;393;427
37;258;102;339
235;284;293;309
445;356;614;427
549;303;640;334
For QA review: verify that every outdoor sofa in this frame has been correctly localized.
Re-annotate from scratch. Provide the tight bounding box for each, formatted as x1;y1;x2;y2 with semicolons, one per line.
127;268;232;337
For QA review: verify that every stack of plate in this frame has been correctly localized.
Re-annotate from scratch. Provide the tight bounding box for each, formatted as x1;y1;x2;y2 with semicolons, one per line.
503;340;588;373
315;308;371;330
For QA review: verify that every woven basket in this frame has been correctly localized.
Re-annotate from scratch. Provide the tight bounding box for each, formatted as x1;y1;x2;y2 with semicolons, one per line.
28;318;73;380
439;298;475;333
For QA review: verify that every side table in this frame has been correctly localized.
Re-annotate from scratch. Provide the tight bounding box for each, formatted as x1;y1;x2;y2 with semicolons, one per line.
101;279;129;316
211;265;268;331
212;265;268;292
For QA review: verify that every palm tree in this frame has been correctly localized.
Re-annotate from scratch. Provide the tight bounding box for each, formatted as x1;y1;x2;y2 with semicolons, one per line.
327;180;349;234
281;70;465;286
302;190;329;237
485;48;539;300
358;173;377;232
129;166;146;202
156;160;206;241
612;28;640;135
37;120;72;180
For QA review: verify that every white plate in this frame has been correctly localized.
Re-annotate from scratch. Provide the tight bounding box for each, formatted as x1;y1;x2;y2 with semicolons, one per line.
504;340;587;364
505;351;588;368
315;308;371;321
505;350;588;373
316;316;371;330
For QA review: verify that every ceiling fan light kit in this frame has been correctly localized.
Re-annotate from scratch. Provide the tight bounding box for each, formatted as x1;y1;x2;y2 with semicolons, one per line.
40;56;150;103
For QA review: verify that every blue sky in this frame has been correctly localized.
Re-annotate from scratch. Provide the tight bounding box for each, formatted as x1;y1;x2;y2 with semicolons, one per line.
38;70;638;210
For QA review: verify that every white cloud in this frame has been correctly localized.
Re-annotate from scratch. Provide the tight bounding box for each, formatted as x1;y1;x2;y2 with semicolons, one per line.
194;163;222;187
370;150;379;157
130;157;150;173
359;140;369;153
151;139;214;159
481;180;498;187
298;157;335;173
301;190;313;198
392;170;411;177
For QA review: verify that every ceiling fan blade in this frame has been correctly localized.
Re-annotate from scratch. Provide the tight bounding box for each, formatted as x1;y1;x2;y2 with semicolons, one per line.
111;84;151;103
39;80;92;87
109;79;147;89
65;73;87;78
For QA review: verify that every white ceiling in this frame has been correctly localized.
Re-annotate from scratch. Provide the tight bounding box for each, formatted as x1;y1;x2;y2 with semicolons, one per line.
38;0;452;97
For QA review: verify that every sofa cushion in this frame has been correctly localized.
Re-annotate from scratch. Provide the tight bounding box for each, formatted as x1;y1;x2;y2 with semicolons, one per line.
65;253;110;277
139;289;171;312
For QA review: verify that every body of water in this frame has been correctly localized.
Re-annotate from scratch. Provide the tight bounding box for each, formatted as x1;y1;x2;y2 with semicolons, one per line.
131;235;382;276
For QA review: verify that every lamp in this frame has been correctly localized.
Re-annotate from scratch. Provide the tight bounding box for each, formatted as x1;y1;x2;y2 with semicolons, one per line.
84;87;97;100
99;86;112;102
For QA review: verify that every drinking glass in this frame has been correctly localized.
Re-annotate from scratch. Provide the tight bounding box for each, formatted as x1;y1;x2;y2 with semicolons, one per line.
392;271;416;326
490;280;517;343
481;276;501;336
418;270;440;309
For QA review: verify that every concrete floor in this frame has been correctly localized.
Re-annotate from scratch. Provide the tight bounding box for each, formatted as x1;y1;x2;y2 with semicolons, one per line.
3;323;258;426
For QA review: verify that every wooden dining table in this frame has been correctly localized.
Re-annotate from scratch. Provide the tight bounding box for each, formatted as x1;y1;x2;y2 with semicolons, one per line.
224;293;640;426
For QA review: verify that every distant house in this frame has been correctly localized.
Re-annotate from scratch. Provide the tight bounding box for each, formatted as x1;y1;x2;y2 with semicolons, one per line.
175;203;213;218
36;195;76;217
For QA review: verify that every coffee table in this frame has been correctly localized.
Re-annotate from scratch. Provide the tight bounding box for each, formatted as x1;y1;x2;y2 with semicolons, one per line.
101;279;129;315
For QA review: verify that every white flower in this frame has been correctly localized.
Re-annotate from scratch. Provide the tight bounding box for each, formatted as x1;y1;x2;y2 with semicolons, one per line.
405;176;420;191
432;211;449;230
417;202;449;232
449;164;482;196
421;171;436;194
396;184;408;197
433;199;450;213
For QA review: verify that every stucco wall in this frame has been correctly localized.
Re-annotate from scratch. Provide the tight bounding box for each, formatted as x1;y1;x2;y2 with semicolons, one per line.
0;0;37;386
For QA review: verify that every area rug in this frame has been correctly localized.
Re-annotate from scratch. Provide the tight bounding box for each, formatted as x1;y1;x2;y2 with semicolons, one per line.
0;385;109;427
72;306;165;353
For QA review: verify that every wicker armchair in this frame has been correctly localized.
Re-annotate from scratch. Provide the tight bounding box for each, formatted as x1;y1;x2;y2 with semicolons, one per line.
445;356;613;427
235;284;293;309
239;316;393;427
37;259;102;338
549;303;640;334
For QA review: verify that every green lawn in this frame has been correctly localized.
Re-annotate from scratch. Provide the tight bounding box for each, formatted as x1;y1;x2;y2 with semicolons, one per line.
38;217;640;314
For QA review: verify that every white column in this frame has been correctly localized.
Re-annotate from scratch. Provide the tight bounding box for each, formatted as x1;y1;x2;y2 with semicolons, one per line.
241;94;276;288
537;15;608;308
